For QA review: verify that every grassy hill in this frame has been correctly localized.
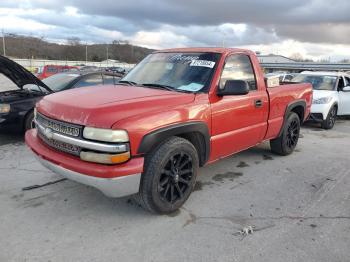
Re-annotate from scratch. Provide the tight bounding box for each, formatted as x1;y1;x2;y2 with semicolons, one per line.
0;34;154;63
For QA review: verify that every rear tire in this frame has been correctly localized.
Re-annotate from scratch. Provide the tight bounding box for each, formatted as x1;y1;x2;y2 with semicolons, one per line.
138;137;199;214
321;106;337;130
270;112;300;156
24;111;35;132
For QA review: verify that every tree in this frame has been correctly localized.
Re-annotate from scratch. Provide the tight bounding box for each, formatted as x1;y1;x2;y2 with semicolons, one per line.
67;37;81;46
290;53;304;61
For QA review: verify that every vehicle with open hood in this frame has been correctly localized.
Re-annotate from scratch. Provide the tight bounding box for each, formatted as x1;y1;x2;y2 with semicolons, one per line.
0;56;122;132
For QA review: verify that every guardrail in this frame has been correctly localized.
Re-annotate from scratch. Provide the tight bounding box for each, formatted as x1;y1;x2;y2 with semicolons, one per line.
9;58;135;70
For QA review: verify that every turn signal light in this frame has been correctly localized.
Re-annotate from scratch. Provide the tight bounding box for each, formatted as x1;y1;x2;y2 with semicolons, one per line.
80;151;130;164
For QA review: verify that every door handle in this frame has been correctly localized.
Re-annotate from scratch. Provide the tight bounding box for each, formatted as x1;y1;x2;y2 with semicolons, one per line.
255;99;263;108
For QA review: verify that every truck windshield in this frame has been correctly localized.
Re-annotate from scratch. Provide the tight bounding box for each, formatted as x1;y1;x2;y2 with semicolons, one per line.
292;74;337;91
121;52;221;92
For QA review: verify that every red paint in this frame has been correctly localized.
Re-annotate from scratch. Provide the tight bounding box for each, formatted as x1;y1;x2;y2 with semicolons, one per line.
26;48;312;179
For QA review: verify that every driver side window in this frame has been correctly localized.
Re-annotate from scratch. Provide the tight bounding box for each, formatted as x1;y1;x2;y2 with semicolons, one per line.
219;54;257;91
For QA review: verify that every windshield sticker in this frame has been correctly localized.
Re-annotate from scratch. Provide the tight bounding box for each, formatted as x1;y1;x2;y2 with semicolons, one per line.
168;54;200;63
190;60;215;68
177;83;204;92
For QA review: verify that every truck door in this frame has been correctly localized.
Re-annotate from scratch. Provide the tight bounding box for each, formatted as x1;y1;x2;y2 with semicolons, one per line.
338;76;350;115
210;54;269;159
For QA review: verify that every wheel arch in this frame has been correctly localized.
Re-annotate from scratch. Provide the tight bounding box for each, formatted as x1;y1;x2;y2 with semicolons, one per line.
137;122;210;167
277;100;306;137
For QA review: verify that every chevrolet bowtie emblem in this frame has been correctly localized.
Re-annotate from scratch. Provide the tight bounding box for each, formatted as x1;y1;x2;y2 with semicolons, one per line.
43;128;54;139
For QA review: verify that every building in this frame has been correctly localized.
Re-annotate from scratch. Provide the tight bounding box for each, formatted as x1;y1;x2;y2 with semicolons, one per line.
258;55;350;73
257;55;296;64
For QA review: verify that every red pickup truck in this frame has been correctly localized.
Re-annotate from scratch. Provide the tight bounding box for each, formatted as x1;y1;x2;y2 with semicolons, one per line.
25;48;312;213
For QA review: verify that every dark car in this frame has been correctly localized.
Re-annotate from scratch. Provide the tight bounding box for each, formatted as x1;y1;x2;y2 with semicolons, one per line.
0;56;123;133
105;66;126;74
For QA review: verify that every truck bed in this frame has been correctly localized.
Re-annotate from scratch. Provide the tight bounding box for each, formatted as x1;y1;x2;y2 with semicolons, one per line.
265;83;312;140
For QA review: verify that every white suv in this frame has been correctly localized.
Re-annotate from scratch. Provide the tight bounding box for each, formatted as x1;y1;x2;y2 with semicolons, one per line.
293;71;350;129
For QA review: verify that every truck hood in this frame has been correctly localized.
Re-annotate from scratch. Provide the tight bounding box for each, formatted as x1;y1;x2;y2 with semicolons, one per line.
0;55;52;92
37;85;196;128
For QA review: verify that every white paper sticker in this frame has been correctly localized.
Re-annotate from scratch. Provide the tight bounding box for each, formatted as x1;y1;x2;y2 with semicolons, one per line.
177;83;204;92
190;60;215;68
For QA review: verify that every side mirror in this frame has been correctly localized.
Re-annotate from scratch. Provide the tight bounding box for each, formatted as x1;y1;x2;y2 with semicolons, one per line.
342;86;350;92
217;80;250;96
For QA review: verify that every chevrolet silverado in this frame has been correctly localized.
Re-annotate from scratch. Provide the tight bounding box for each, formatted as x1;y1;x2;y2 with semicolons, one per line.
25;48;312;214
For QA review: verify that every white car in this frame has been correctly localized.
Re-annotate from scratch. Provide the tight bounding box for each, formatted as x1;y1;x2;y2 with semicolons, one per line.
265;72;298;82
292;71;350;129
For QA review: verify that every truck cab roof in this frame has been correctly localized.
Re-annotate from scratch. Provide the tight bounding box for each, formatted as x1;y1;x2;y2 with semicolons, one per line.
156;47;255;55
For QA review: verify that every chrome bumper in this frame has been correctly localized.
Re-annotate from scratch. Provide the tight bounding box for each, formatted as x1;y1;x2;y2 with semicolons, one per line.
36;156;141;198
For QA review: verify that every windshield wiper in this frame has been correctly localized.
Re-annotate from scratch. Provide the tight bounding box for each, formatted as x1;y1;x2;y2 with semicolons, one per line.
118;80;138;86
141;83;175;91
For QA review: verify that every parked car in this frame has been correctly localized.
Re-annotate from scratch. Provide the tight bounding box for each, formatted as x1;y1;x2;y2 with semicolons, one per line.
36;65;79;79
292;71;350;129
25;47;312;214
105;67;126;74
0;55;123;132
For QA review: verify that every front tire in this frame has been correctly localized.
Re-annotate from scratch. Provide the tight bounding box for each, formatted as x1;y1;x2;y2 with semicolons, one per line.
138;137;199;214
321;106;337;130
270;112;300;156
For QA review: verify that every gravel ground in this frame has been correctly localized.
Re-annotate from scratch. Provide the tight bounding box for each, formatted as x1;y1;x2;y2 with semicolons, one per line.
0;121;349;262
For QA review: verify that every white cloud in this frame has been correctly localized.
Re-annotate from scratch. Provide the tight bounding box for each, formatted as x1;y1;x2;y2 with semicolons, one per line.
131;30;190;49
241;40;350;61
1;1;350;61
0;15;54;32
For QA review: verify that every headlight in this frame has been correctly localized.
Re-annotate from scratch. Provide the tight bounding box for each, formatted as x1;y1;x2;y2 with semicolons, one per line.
0;104;10;114
83;127;129;143
312;97;332;104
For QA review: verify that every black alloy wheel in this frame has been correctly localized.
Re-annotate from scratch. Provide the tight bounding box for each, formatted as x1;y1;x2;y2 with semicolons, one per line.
270;112;300;156
138;137;199;214
286;118;299;150
158;152;194;204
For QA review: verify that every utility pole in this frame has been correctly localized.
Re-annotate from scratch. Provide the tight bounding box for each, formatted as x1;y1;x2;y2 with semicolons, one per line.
85;42;88;64
2;29;6;56
106;45;109;60
222;32;227;48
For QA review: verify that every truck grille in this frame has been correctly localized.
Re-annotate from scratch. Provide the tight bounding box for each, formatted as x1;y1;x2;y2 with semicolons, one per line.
36;112;83;156
36;113;81;137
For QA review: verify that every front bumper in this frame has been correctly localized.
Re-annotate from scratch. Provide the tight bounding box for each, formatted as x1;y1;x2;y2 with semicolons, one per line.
310;103;333;121
25;129;144;198
36;155;141;197
309;113;324;122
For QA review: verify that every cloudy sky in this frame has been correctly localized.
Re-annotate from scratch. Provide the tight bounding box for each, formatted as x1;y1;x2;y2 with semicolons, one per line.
1;0;350;61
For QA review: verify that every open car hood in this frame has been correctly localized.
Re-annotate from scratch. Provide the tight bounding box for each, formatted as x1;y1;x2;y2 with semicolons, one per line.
0;55;52;92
